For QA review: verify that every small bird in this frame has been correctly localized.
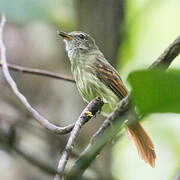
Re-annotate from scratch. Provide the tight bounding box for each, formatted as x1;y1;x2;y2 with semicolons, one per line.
58;31;156;167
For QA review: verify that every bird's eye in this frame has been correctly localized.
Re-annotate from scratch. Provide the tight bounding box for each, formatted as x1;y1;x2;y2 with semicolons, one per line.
79;34;85;39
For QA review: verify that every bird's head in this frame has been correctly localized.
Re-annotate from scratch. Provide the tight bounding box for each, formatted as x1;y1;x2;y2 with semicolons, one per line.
58;31;98;53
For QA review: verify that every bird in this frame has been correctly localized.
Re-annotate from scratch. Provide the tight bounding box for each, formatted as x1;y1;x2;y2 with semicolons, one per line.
58;30;156;167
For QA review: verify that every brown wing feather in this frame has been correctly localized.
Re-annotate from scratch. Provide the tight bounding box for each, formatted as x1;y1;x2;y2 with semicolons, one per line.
94;57;156;167
94;57;128;99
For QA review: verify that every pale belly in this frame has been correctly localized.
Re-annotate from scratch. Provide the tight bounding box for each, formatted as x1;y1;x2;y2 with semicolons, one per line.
74;70;120;116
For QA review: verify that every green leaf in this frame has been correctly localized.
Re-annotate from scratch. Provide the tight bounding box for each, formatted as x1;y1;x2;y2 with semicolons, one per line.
128;69;180;115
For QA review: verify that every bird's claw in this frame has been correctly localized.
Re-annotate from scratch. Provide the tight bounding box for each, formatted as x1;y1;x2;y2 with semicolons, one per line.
85;111;93;117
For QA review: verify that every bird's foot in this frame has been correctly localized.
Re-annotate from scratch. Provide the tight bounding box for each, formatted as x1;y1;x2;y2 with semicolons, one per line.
84;111;93;118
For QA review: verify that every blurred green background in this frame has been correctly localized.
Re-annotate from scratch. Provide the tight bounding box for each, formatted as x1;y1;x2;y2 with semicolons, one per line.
0;0;180;179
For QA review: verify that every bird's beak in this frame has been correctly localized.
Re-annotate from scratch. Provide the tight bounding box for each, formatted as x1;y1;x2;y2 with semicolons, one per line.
57;31;72;40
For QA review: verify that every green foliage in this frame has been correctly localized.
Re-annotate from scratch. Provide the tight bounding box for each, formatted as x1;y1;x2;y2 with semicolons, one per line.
117;0;160;69
128;69;180;115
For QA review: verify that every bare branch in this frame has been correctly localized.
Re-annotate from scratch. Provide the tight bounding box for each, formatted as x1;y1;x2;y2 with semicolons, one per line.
54;97;104;180
0;14;74;135
67;96;130;179
67;35;180;179
0;62;75;83
150;36;180;70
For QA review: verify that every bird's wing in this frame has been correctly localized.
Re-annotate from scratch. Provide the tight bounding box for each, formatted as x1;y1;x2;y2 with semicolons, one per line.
94;57;128;99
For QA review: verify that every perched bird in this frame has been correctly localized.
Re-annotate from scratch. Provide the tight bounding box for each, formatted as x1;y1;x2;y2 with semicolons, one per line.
58;31;156;167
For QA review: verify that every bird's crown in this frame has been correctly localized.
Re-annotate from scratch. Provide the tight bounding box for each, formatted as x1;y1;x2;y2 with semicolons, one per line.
58;30;98;52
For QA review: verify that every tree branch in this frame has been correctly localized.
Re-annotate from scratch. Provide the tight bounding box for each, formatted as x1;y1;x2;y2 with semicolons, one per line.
67;34;180;179
0;62;75;83
150;36;180;70
54;97;104;180
67;96;130;179
0;14;75;135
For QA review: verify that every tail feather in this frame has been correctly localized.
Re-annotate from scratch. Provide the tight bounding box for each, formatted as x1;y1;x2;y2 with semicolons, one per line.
126;122;156;167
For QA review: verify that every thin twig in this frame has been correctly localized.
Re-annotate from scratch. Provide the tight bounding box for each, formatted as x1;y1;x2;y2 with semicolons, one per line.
150;36;180;70
67;35;180;179
54;97;104;180
0;62;75;83
0;14;74;135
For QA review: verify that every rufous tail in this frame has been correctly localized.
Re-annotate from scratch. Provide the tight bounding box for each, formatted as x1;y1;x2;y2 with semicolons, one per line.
126;122;156;167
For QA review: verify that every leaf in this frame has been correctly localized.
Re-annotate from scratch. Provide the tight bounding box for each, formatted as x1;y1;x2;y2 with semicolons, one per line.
128;69;180;115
